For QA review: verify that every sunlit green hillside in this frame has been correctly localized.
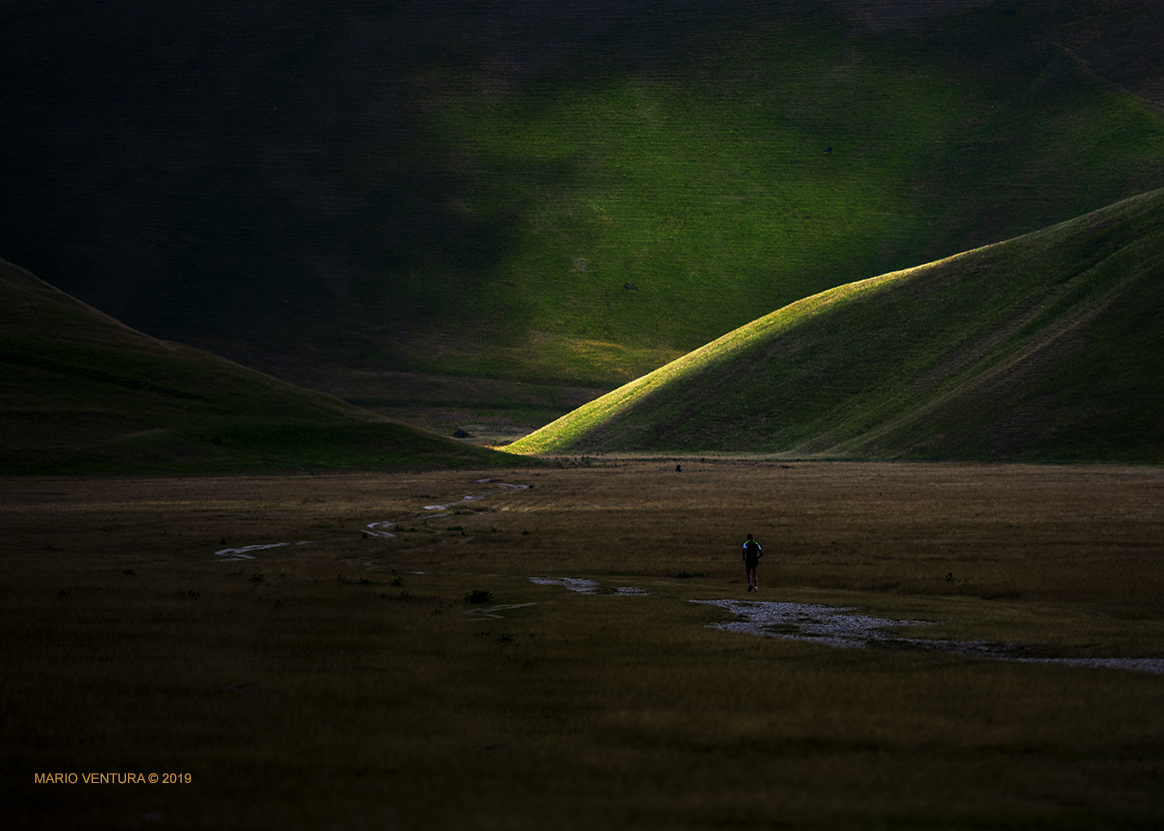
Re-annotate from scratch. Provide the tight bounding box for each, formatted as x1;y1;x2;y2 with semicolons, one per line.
1;0;1162;392
508;188;1164;461
0;260;527;474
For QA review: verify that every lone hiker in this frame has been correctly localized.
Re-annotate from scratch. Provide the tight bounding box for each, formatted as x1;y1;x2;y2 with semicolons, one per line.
742;533;763;592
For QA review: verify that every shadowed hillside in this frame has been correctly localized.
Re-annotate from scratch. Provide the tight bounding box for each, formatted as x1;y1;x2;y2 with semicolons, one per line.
2;0;1163;398
507;188;1164;461
0;259;527;473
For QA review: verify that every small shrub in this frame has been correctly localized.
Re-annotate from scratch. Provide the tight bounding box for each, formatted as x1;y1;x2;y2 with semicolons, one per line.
464;589;493;604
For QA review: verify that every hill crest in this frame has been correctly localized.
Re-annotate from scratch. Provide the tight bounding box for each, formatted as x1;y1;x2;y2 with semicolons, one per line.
0;259;528;473
507;188;1164;462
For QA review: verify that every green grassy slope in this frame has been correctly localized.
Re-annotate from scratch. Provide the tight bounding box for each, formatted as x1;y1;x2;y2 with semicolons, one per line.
0;260;527;474
508;188;1164;462
1;0;1162;389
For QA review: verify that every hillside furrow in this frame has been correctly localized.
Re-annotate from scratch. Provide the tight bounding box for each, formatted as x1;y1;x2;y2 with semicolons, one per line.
822;240;1160;457
821;269;1134;458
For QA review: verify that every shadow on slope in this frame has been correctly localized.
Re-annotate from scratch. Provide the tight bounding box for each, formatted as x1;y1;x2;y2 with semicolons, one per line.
507;188;1164;462
1;0;1162;389
0;259;529;474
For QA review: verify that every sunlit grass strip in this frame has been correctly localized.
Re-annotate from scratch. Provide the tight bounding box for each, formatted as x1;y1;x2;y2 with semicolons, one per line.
506;250;983;454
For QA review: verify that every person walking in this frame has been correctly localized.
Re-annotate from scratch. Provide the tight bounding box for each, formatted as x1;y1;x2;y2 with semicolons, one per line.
742;533;763;592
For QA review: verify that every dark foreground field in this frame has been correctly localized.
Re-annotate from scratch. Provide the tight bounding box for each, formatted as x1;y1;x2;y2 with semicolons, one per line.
3;462;1162;829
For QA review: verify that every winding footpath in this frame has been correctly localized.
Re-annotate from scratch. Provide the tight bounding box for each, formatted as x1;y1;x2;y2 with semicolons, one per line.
214;478;530;559
690;599;1164;675
520;583;1164;675
363;479;531;539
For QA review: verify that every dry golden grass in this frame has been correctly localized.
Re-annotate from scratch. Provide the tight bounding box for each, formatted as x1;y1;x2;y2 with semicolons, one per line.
2;462;1163;829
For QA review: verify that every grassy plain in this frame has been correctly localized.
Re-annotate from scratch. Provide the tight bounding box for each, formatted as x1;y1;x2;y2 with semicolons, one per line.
3;462;1163;829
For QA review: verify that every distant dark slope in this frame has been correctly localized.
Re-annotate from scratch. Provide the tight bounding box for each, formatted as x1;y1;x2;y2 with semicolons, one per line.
2;0;1163;387
0;259;527;473
508;189;1164;462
